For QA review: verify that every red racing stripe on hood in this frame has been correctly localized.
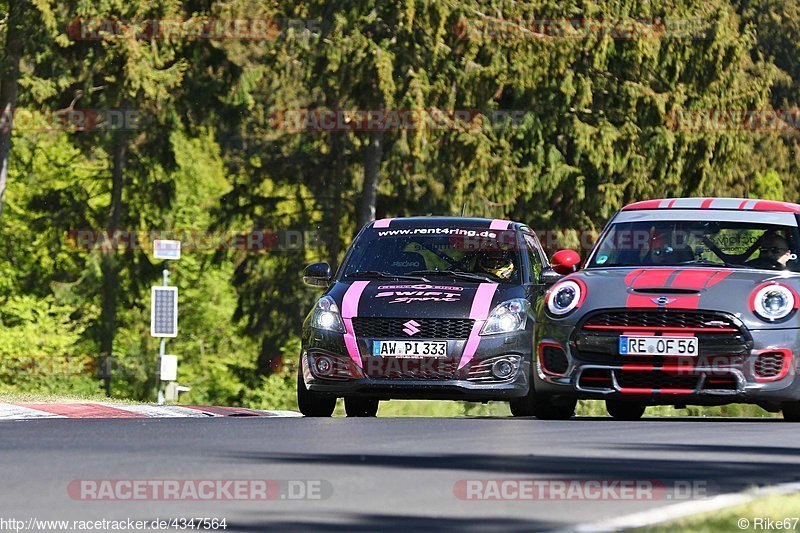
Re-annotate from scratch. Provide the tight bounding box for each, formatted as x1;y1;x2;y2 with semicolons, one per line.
670;269;732;291
626;269;677;289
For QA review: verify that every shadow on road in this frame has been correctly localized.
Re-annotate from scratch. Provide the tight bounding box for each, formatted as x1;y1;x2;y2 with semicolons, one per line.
223;448;800;494
223;513;556;532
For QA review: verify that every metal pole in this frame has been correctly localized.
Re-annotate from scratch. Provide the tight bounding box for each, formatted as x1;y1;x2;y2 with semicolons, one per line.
156;261;169;404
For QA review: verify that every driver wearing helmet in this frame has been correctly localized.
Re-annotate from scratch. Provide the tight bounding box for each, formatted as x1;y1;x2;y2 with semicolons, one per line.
644;227;695;265
476;250;515;280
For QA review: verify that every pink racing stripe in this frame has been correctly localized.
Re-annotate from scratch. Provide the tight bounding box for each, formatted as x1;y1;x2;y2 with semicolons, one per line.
458;283;499;369
341;281;370;368
21;403;146;419
342;281;369;319
373;218;393;228
489;219;510;230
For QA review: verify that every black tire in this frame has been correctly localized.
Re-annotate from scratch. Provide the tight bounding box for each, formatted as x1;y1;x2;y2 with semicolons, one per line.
782;401;800;421
534;396;577;420
510;387;576;420
344;396;379;417
297;371;336;417
606;400;646;421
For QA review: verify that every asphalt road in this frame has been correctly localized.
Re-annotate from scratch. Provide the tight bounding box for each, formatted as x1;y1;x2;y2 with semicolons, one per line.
1;416;799;532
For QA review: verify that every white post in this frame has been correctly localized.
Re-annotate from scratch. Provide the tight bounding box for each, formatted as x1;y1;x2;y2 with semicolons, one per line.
157;261;169;404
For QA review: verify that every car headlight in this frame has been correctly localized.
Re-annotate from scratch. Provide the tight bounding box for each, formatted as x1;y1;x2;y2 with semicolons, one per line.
480;299;530;335
547;279;585;316
751;283;796;322
310;296;345;332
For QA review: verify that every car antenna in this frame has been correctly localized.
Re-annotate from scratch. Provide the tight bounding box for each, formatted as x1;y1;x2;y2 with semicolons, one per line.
461;202;468;216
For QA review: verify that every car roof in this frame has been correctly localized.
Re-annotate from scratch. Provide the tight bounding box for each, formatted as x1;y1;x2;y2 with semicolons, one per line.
369;216;524;230
622;197;800;213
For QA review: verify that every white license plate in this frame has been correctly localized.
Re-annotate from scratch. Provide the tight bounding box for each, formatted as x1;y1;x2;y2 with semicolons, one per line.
619;336;698;356
372;341;447;358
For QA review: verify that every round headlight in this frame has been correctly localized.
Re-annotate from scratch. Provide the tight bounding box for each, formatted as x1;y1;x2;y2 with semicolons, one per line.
310;296;345;332
316;311;338;330
752;283;795;321
547;280;583;316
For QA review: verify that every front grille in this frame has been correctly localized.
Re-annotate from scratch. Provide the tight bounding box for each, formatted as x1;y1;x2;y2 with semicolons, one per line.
352;318;474;339
615;371;699;390
362;358;458;380
583;311;739;331
579;368;614;390
754;351;786;380
702;375;739;391
574;310;752;365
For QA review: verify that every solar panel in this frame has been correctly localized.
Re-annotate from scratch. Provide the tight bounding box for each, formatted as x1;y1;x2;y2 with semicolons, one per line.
151;286;178;337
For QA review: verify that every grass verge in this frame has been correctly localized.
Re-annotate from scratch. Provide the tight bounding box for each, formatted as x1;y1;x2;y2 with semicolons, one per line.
637;493;800;532
0;392;141;405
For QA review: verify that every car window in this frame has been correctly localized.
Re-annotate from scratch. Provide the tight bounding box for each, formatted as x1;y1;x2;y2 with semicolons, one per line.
589;220;800;271
341;228;523;283
522;234;544;281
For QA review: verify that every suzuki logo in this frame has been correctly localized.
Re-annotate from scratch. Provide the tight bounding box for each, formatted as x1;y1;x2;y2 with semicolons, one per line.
651;296;677;308
403;320;421;336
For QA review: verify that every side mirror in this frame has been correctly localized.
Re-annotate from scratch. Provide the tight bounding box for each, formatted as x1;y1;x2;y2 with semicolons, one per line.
538;268;563;285
303;262;332;287
550;249;581;275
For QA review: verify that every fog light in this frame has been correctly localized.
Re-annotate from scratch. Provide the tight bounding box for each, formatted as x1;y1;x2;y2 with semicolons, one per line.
491;359;515;379
314;356;334;376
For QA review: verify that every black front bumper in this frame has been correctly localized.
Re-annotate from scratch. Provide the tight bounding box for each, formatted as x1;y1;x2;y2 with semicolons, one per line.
533;316;800;405
301;327;532;401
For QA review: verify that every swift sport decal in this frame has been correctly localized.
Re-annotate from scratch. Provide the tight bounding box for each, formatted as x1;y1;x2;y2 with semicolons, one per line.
458;283;499;369
624;268;733;309
374;284;465;305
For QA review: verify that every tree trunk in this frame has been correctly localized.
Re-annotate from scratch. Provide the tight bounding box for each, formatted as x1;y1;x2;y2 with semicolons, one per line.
99;126;126;393
0;0;28;219
329;134;344;267
357;130;384;228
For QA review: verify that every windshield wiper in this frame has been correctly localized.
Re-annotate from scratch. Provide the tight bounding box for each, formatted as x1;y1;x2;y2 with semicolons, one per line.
408;269;495;282
595;263;641;268
677;259;744;269
344;270;430;282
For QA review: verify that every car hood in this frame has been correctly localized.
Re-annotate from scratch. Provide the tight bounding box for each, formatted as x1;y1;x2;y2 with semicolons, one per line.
327;279;523;320
563;267;800;330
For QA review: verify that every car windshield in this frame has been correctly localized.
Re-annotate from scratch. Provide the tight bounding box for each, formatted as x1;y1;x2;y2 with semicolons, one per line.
588;220;800;271
341;228;522;283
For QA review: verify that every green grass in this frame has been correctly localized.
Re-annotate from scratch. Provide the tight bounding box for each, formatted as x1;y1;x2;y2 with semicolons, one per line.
0;389;782;419
576;400;779;419
333;399;777;418
638;493;800;532
0;392;142;405
377;400;510;417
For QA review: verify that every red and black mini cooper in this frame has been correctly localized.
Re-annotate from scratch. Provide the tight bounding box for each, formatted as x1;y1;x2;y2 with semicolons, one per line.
534;197;800;420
